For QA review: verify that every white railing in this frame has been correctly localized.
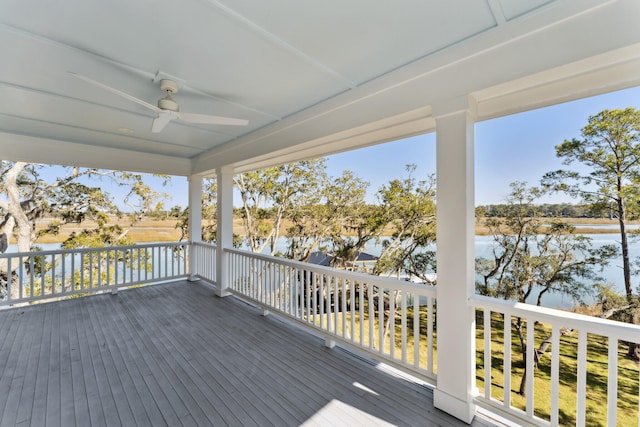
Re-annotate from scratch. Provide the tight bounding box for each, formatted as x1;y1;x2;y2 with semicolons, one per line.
0;242;189;306
2;239;637;425
226;248;437;380
471;294;640;427
191;241;217;282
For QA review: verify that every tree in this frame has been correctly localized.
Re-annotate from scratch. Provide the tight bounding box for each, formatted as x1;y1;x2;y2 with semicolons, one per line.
0;161;169;299
373;165;437;282
284;168;380;265
541;108;640;360
476;182;615;395
320;171;387;268
235;159;326;255
285;184;331;262
477;183;615;306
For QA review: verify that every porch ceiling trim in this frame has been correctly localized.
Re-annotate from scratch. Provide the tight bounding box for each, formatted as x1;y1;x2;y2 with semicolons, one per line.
191;0;640;175
1;0;638;177
0;132;191;176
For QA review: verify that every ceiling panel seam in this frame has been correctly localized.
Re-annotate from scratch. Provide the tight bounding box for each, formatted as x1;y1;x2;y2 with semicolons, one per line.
0;80;238;141
203;0;358;90
0;23;151;80
362;0;621;95
174;83;282;121
192;0;629;168
0;22;279;121
487;0;507;25
0;80;151;119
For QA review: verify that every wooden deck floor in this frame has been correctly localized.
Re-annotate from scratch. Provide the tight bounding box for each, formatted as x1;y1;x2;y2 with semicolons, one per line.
0;281;499;427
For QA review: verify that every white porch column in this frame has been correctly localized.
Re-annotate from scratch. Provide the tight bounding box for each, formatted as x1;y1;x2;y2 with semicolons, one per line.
188;174;203;281
433;104;477;423
215;166;234;297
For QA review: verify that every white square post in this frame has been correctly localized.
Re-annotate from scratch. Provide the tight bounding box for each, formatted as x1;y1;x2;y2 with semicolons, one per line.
433;102;477;423
216;166;234;297
188;174;203;281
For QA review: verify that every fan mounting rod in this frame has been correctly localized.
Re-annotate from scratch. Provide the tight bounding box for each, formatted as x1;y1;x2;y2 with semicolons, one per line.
159;79;179;94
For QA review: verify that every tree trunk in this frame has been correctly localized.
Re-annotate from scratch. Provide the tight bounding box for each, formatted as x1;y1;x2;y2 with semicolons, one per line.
380;291;399;350
513;319;528;396
616;197;633;300
6;163;33;253
628;343;640;363
515;317;557;397
613;196;640;361
627;307;640;363
2;163;35;300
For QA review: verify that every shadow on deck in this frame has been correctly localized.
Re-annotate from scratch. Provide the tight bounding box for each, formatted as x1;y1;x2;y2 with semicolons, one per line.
0;281;499;426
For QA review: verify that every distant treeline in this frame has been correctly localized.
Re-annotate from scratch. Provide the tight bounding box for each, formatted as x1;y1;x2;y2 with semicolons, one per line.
476;203;611;218
151;204;611;220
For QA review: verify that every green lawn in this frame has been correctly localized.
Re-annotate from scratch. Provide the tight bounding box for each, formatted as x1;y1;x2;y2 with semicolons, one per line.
299;294;639;426
308;303;639;426
475;311;640;426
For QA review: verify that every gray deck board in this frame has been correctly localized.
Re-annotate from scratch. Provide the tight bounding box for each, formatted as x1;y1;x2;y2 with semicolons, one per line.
1;303;32;426
31;304;53;426
83;295;136;426
0;281;500;427
74;301;107;427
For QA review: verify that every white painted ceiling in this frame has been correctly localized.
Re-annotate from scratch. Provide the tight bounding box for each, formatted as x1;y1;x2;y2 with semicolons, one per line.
1;0;639;176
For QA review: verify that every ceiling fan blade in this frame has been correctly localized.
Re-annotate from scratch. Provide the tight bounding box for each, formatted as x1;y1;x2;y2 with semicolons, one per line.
151;112;175;133
68;71;160;113
178;112;248;126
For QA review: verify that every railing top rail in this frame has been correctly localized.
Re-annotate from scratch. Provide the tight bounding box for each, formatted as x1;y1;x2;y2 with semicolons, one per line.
191;241;216;248
471;294;640;342
224;247;436;295
0;241;189;258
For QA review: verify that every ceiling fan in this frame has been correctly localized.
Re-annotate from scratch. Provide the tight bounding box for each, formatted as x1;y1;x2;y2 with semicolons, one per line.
69;72;249;133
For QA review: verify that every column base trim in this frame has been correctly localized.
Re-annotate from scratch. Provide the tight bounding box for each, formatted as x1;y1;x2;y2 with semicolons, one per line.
215;288;231;298
434;389;476;424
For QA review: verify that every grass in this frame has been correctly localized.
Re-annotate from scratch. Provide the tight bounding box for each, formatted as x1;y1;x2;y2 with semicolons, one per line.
475;311;640;426
474;217;640;236
32;216;246;244
306;302;639;426
304;298;438;374
31;215;635;245
33;217;185;243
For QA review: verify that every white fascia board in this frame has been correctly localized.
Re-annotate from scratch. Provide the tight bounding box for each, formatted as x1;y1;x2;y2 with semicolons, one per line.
193;106;435;174
473;45;640;121
0;132;191;176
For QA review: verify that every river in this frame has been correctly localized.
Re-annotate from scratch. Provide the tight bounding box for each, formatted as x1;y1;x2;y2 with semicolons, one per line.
9;231;635;309
474;233;632;308
259;232;633;309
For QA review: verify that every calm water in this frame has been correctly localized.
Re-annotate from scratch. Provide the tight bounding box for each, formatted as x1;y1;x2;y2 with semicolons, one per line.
10;234;635;309
474;234;633;308
263;233;632;309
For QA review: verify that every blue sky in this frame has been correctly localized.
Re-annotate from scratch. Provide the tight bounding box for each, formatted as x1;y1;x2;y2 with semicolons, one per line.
328;85;640;206
475;86;640;205
30;85;640;210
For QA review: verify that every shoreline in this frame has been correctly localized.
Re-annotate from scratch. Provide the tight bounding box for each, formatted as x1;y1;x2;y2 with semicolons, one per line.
28;216;636;244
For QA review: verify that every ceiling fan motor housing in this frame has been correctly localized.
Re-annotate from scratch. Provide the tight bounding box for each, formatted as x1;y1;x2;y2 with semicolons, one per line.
158;79;180;111
158;96;179;112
